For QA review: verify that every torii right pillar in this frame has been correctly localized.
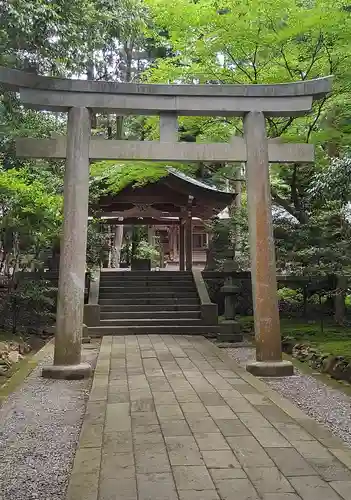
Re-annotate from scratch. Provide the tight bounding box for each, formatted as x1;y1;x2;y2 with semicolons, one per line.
244;111;293;377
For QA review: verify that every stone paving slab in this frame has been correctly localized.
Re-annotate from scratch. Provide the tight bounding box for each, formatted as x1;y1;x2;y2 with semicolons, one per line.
66;336;351;500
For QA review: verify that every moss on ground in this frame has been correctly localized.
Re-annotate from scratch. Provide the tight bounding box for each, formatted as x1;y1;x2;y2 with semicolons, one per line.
0;332;19;342
238;316;351;359
0;331;46;401
0;358;38;404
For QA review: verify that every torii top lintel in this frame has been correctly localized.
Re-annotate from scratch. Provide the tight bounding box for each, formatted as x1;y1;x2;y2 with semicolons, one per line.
0;67;332;117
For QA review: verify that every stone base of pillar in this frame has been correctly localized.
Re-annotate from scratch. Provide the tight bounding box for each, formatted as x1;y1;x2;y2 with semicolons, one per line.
83;304;100;327
42;363;92;380
246;360;293;377
218;321;242;343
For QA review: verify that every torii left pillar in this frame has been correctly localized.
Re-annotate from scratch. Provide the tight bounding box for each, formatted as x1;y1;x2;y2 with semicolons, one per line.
42;107;92;379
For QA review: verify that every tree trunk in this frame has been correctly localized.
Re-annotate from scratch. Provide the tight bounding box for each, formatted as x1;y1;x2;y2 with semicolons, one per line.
334;275;347;325
204;238;217;271
110;113;125;267
86;62;97;128
107;41;135;270
234;164;243;258
110;224;124;268
116;116;124;139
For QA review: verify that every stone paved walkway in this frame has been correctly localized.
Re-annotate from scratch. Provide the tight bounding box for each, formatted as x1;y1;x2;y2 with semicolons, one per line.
66;336;351;500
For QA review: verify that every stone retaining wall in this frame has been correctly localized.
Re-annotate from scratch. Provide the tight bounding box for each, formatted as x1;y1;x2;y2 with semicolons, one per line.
282;337;351;383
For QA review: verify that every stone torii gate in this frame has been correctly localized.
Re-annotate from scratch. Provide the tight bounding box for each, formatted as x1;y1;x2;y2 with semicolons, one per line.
0;67;332;379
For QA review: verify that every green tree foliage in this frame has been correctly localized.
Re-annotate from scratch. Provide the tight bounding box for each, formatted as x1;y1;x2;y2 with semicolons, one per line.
0;0;147;75
0;278;56;334
0;168;62;275
145;0;351;222
310;151;351;204
90;159;199;196
86;222;110;270
1;0;351;286
90;161;170;194
274;204;351;275
142;0;351;283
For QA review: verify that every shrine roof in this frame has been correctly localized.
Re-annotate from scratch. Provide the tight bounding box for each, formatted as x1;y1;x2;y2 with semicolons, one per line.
94;168;236;220
167;168;230;194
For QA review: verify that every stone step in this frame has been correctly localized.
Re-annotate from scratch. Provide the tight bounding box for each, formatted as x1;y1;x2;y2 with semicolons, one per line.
100;318;203;326
100;304;199;312
100;271;192;278
94;269;215;335
87;325;219;336
99;291;198;299
99;281;194;288
99;286;195;294
100;275;194;283
100;310;201;320
99;297;200;305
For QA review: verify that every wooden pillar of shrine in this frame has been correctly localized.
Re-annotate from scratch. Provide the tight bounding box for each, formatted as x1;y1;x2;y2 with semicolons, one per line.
179;219;185;271
171;226;178;260
185;201;193;271
147;225;154;245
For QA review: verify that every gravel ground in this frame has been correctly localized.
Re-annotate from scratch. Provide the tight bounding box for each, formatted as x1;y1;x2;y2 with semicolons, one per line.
0;341;99;500
225;345;351;447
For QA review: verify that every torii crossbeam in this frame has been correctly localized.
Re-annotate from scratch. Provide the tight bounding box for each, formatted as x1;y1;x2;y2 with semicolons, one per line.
0;66;332;380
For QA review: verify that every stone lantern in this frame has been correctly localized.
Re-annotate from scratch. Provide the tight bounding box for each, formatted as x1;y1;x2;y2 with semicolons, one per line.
218;259;242;342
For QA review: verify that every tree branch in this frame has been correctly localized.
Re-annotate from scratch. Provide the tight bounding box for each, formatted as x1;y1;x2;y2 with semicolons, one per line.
290;163;301;212
271;187;308;224
266;117;279;137
277;116;296;137
225;50;255;82
279;46;295;79
306;96;327;143
302;31;324;80
251;26;261;83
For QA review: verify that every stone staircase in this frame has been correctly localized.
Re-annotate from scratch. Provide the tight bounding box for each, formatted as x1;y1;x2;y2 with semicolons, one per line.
88;270;219;335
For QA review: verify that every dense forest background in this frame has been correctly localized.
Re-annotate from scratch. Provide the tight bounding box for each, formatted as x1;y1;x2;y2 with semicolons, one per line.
1;0;351;331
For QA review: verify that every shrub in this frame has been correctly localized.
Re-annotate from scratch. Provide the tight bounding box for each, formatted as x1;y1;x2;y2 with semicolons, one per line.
135;241;160;266
0;279;56;334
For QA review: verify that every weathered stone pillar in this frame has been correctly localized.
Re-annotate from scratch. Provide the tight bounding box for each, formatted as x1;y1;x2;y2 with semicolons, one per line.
42;107;92;380
179;219;185;271
244;111;293;377
186;214;193;271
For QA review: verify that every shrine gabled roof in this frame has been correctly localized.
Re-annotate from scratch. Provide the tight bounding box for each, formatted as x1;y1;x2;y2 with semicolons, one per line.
163;168;235;207
167;168;230;193
94;168;236;219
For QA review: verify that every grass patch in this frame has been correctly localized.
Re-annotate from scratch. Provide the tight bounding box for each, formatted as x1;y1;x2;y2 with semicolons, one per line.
238;316;351;359
281;319;351;358
0;358;38;404
0;332;20;342
0;331;47;400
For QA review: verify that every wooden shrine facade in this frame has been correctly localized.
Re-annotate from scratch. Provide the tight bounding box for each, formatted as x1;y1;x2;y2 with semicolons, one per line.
94;168;234;270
